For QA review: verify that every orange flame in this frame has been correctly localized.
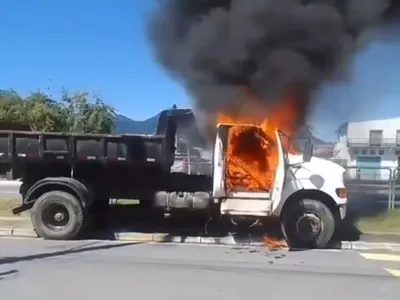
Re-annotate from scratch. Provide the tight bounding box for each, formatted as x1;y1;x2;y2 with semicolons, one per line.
263;235;288;250
216;90;300;192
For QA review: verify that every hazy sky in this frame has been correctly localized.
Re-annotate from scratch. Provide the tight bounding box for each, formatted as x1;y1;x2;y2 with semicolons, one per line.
310;25;400;140
1;1;399;141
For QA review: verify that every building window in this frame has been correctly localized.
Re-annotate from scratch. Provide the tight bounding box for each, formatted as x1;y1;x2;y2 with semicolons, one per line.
379;150;384;155
370;149;376;155
396;150;400;156
353;149;358;155
369;130;383;146
396;130;400;146
362;149;367;155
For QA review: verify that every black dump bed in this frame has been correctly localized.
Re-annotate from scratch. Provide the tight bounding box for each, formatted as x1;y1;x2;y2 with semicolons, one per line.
0;110;178;177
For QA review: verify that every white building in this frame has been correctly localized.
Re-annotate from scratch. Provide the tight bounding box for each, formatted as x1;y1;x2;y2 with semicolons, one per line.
333;118;400;180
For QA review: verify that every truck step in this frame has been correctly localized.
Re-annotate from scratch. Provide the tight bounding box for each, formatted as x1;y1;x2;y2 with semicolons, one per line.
220;198;272;216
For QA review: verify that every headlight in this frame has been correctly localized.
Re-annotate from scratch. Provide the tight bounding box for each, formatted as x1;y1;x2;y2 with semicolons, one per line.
336;188;347;198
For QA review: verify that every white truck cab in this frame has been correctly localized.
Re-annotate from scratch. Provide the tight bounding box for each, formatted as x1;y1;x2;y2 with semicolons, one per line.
212;124;347;248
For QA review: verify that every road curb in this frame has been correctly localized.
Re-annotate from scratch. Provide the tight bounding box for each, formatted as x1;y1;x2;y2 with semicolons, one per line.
0;216;29;221
12;228;38;238
0;228;13;236
1;227;400;251
0;180;21;187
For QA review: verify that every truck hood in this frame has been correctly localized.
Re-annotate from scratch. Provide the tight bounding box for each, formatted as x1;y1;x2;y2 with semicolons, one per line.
287;154;345;176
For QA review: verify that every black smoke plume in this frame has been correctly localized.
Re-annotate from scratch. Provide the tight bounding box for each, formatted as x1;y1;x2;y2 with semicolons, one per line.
148;0;398;132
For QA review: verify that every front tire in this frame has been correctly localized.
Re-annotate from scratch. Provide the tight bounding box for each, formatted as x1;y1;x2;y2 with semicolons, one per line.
281;198;335;249
31;191;86;240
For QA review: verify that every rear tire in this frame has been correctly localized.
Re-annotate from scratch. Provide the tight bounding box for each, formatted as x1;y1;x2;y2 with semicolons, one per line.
281;198;335;249
31;191;85;240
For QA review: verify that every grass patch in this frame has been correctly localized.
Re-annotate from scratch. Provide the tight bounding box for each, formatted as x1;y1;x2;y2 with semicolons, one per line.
357;209;400;233
0;199;21;216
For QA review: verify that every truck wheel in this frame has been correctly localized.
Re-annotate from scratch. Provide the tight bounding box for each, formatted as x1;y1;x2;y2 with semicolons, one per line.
281;198;335;249
31;191;85;240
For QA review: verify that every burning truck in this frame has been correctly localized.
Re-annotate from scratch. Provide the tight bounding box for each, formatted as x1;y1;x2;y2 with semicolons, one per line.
7;0;398;249
145;0;399;246
209;91;347;248
6;105;346;249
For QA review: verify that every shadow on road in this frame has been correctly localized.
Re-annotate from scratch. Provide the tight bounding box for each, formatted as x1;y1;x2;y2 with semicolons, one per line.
90;206;218;240
0;242;139;266
89;203;372;244
97;206;288;245
101;204;369;243
333;211;363;241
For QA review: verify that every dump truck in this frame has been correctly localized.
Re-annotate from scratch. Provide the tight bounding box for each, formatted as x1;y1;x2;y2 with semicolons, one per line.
3;108;347;248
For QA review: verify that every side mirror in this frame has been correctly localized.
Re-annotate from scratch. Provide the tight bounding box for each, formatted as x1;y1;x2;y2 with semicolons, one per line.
303;141;314;162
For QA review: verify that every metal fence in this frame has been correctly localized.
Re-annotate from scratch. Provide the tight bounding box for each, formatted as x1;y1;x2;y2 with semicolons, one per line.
344;166;397;214
391;168;400;210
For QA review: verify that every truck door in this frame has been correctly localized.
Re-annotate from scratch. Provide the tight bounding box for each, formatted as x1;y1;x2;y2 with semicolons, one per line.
270;130;287;205
212;124;229;198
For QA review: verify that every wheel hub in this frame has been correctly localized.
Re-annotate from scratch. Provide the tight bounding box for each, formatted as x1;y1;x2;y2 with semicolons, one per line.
54;212;65;222
42;203;70;229
295;213;322;241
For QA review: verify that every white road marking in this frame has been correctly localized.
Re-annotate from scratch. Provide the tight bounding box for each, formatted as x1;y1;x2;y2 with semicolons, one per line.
384;268;400;277
360;253;400;262
359;252;400;278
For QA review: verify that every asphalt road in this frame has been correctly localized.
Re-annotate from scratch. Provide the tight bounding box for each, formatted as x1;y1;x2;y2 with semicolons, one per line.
0;239;399;299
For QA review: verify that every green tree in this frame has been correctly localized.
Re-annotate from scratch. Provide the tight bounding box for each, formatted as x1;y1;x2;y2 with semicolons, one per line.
61;89;115;134
84;91;115;134
0;89;22;102
0;89;26;125
0;89;115;133
24;91;68;131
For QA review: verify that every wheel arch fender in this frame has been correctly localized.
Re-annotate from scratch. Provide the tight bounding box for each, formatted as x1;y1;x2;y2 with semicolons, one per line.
24;177;95;209
280;189;340;221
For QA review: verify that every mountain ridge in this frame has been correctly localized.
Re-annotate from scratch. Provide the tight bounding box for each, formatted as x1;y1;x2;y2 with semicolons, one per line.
113;112;330;146
114;113;160;134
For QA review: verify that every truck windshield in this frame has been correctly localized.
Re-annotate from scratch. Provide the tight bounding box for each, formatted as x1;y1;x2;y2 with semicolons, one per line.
277;131;290;164
277;131;305;165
